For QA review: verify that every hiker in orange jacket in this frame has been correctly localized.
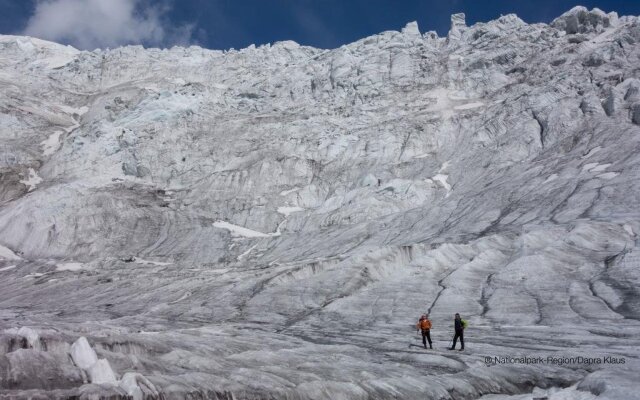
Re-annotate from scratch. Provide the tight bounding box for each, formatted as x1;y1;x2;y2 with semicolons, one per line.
416;314;433;349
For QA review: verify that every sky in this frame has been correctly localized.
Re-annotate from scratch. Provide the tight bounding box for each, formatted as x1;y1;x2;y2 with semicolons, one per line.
1;0;639;50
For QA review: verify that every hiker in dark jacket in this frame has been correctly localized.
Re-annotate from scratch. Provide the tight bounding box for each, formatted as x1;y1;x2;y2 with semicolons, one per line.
449;313;464;351
416;314;433;349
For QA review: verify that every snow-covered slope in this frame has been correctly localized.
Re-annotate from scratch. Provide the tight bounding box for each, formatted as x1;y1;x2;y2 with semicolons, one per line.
1;6;639;399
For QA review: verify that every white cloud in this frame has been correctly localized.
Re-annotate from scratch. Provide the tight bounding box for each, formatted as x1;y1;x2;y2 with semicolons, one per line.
22;0;194;50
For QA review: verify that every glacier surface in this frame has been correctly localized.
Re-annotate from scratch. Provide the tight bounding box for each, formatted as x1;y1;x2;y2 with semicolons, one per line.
0;6;640;399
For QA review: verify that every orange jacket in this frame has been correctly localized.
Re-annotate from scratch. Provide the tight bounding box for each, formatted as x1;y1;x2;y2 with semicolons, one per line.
417;319;432;330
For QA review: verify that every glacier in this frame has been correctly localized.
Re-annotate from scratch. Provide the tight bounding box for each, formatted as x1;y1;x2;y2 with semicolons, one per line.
0;5;640;399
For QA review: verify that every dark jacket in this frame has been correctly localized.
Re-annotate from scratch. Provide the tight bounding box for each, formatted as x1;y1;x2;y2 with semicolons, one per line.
454;318;464;332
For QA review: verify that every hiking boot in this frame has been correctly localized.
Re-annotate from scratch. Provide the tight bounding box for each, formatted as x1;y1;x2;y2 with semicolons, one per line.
448;348;455;350
459;349;464;351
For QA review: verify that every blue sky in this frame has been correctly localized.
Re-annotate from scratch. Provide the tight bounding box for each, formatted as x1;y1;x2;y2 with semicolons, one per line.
1;0;639;50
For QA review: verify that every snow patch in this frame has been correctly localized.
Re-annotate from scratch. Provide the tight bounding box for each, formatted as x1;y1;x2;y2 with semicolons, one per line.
582;146;601;158
432;174;452;194
237;243;259;261
360;174;379;187
583;162;610;172
134;258;173;266
57;104;89;116
591;281;624;309
412;153;431;159
41;131;64;156
38;52;77;69
544;173;559;183
591;163;611;172
20;168;43;191
623;224;635;236
280;187;301;196
0;265;16;272
169;291;192;304
213;220;280;238
0;244;21;260
429;88;454;119
596;172;619;180
438;161;451;173
12;37;78;69
454;101;485;110
447;95;467;101
56;262;83;271
277;206;305;216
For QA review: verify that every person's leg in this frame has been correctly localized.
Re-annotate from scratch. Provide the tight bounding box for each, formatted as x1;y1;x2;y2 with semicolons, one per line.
451;332;459;349
426;330;432;349
422;332;427;348
460;330;464;350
